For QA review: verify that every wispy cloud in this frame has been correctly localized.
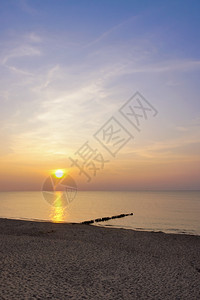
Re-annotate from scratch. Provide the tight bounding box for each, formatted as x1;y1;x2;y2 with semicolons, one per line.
19;0;38;16
2;45;41;64
6;65;34;76
84;15;139;48
0;18;199;167
24;32;42;43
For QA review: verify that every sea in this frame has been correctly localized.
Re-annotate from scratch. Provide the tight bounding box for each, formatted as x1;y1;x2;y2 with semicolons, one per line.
0;191;199;235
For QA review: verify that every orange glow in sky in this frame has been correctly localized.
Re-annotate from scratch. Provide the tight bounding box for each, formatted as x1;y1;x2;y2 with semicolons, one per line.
0;1;200;191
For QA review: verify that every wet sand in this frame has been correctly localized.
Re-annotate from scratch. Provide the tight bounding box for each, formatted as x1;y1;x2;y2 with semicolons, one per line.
0;218;200;299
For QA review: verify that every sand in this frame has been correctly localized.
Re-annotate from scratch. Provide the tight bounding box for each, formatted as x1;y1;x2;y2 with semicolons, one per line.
0;218;200;300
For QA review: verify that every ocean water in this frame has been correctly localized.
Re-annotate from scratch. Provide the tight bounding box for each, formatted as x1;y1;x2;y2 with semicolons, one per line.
0;191;199;235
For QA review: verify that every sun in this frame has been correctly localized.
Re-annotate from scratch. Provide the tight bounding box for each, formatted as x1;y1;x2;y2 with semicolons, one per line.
54;169;64;178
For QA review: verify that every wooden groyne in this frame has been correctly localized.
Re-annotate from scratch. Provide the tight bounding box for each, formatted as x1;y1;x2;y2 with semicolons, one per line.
81;213;134;225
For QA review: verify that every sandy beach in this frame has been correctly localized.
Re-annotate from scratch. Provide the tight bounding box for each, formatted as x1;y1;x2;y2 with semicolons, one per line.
0;218;200;300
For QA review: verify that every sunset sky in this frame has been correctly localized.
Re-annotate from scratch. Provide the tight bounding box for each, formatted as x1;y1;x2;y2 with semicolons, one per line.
0;0;200;191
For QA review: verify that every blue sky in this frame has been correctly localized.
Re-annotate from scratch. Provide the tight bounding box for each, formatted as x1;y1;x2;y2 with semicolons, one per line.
0;0;200;190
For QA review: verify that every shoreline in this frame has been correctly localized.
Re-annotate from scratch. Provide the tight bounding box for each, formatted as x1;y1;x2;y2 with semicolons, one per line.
0;217;199;237
0;218;200;299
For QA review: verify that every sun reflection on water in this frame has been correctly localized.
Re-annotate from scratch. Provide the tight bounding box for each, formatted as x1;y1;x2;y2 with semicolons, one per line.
50;191;66;223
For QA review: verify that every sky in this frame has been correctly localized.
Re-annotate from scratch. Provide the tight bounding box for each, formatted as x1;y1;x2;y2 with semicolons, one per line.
0;0;200;191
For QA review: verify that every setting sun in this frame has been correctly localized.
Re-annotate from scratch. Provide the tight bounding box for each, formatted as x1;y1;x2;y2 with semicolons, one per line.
54;169;64;178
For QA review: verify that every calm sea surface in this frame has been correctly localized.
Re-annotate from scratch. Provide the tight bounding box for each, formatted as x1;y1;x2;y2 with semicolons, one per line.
0;191;199;235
